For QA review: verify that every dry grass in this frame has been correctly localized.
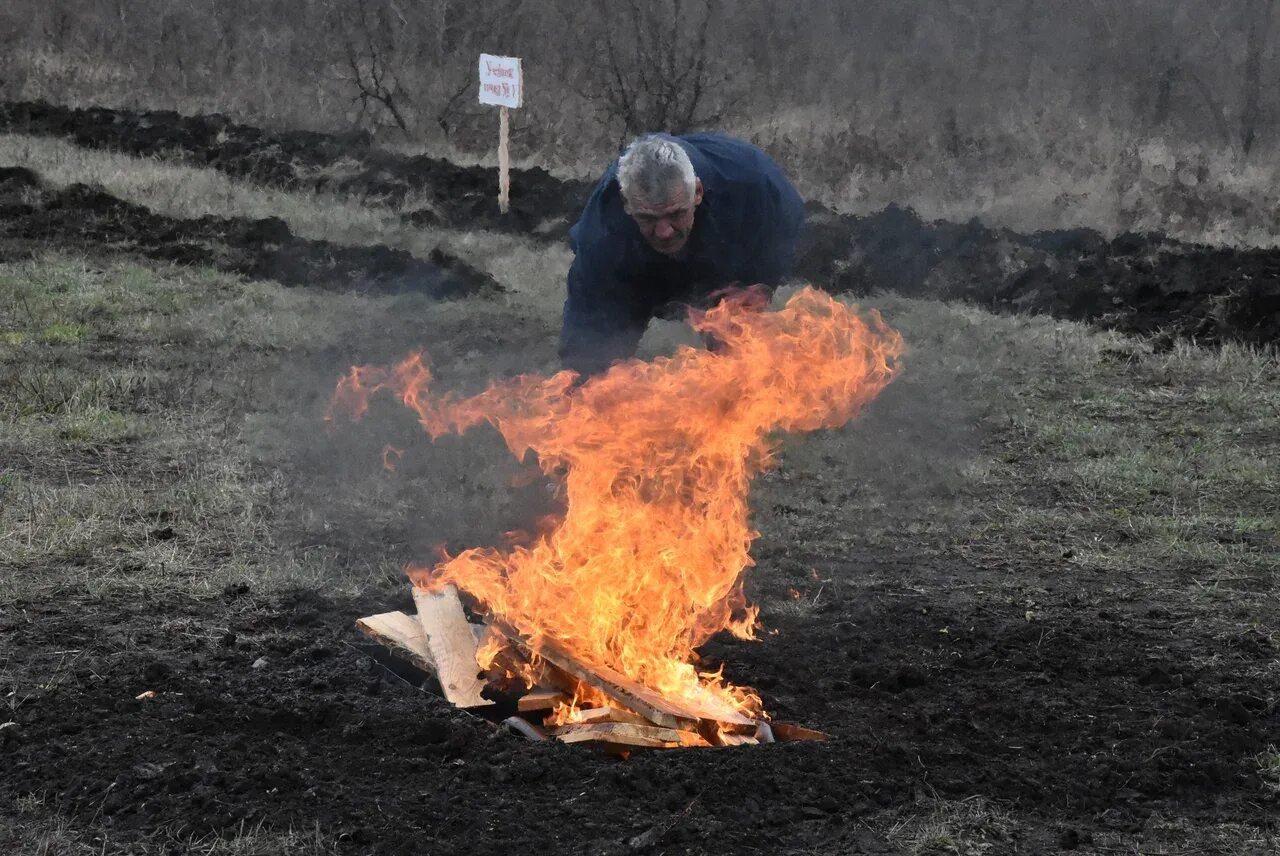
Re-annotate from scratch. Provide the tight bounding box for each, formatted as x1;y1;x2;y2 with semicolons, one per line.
1085;816;1280;856
3;238;1275;618
748;290;1278;633
747;108;1280;248
0;256;392;599
1;133;1275;627
2;793;340;856
883;796;1016;856
0;244;575;602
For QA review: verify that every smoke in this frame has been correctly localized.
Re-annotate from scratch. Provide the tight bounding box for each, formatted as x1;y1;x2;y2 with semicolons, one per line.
245;296;565;575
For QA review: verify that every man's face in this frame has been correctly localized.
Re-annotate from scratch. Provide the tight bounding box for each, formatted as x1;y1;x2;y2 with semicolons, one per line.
625;180;704;256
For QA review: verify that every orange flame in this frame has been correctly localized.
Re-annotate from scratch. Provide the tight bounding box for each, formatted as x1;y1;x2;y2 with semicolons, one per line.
329;288;903;718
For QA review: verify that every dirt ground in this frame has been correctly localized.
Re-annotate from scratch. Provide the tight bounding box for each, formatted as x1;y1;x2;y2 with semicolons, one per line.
0;107;1277;855
3;556;1276;855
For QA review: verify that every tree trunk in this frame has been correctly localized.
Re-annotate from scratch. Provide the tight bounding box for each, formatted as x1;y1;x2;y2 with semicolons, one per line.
1241;0;1276;155
1151;47;1180;130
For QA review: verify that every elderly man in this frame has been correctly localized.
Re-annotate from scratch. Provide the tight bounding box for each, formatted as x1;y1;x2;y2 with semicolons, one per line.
559;133;805;376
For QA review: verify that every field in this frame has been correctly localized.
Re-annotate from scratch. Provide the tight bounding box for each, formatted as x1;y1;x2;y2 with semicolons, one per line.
1;107;1278;855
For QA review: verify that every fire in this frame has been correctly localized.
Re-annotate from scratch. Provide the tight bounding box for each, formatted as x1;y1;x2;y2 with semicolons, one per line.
329;287;903;720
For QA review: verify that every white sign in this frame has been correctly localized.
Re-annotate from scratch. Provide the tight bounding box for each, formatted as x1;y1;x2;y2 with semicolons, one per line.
478;54;522;109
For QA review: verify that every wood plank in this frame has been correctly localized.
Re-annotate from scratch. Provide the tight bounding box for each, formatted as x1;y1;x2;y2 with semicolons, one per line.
567;706;655;727
413;586;493;709
553;722;697;749
355;611;436;673
492;620;756;732
517;689;569;712
770;722;831;742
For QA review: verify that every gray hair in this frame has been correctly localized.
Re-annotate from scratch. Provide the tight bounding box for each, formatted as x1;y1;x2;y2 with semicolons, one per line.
616;136;697;206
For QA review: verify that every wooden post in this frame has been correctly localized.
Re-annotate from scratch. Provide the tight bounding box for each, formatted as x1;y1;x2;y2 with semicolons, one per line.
498;105;510;214
479;54;520;212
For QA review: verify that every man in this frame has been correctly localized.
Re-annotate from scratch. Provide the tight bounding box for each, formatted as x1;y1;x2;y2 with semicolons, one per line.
559;133;805;377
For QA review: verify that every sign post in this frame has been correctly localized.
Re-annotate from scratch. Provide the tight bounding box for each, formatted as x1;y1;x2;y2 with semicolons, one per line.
478;54;522;214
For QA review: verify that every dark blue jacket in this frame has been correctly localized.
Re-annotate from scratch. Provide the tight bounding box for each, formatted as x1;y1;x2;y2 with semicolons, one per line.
559;133;805;376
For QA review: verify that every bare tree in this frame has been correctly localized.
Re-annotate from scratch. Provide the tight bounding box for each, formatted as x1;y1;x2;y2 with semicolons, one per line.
343;0;411;133
588;0;732;138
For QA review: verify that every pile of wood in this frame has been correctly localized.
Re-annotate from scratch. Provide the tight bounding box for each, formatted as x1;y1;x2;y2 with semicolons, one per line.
356;585;827;752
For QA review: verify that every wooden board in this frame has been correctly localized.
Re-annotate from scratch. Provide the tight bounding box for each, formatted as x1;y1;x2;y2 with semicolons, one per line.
492;620;756;732
553;722;699;749
567;706;654;727
413;586;493;709
770;722;831;742
517;689;569;712
355;611;436;673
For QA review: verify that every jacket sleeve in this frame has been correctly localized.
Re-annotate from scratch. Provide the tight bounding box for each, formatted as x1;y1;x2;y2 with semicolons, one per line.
559;248;646;378
743;170;806;289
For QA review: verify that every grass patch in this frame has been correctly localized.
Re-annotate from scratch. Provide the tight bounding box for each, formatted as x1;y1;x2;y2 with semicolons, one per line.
0;249;569;602
37;321;86;342
2;794;341;855
56;407;132;442
748;291;1278;599
1261;746;1280;796
0;238;1275;617
884;796;1015;856
0;254;426;600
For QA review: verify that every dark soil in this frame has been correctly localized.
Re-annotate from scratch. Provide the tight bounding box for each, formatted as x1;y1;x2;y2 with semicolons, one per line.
0;100;593;239
4;100;1278;346
0;166;500;298
2;557;1275;855
795;203;1280;348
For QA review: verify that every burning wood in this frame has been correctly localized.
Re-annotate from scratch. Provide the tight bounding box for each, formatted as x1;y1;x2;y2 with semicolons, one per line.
339;288;904;750
490;619;755;733
355;579;837;748
516;689;569;713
